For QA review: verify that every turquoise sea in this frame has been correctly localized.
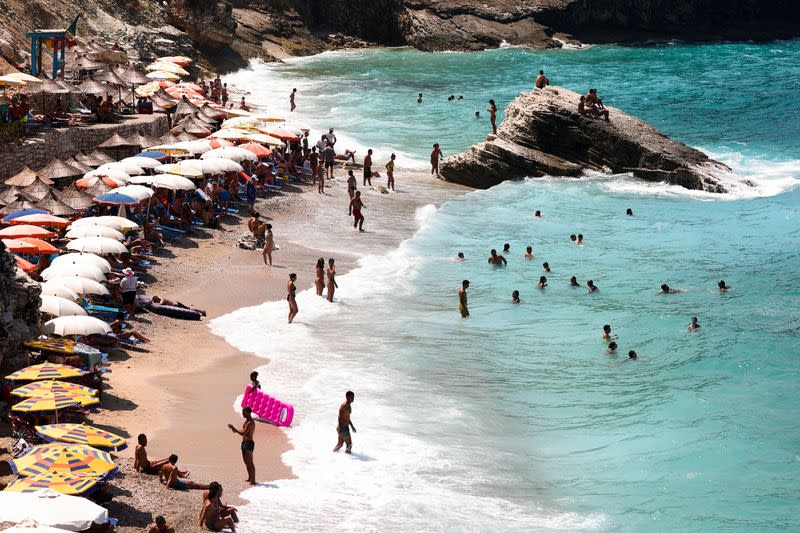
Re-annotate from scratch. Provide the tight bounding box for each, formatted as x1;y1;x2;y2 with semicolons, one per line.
218;42;800;532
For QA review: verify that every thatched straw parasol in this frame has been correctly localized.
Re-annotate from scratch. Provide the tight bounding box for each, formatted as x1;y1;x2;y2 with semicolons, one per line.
0;186;37;205
23;177;53;200
84;179;113;196
74;151;104;167
95;69;127;87
38;159;82;181
35;190;76;216
98;133;138;150
66;157;94;174
174;96;200;117
78;79;110;95
57;183;95;210
89;150;115;164
5;167;53;187
0;199;39;216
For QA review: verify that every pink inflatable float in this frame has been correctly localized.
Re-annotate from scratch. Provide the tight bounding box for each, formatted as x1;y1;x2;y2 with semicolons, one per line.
241;385;294;427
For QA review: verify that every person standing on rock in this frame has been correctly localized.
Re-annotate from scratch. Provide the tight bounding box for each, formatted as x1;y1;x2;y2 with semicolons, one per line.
290;88;297;112
488;99;498;134
535;70;550;89
430;143;442;175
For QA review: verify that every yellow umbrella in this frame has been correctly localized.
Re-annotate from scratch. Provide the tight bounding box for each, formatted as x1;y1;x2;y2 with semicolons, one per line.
244;132;285;146
6;362;88;381
36;423;127;451
3;470;101;495
162;160;204;178
12;393;98;411
10;443;116;478
146;62;190;76
146;71;180;81
12;380;98;399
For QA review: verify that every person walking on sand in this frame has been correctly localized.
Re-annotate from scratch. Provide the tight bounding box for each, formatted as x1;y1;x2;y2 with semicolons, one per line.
290;88;297;112
535;69;550;89
333;391;357;454
315;258;325;296
262;223;274;266
120;268;138;318
459;279;470;317
363;149;373;187
322;142;336;181
430;143;442;175
349;191;366;232
326;258;337;302
386;153;396;191
287;273;298;324
347;170;357;199
249;371;261;391
227;407;256;485
488;99;498;134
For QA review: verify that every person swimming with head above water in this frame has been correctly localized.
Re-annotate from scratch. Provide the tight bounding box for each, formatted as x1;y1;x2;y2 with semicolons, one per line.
689;316;701;330
607;341;618;354
626;208;633;216
417;93;423;104
658;283;685;294
718;280;731;292
569;276;580;287
537;276;547;289
602;324;618;342
502;243;510;253
456;252;465;261
628;350;637;360
542;261;551;272
512;290;520;304
524;246;533;259
534;210;542;217
577;234;584;245
570;234;577;243
587;279;598;293
488;249;507;265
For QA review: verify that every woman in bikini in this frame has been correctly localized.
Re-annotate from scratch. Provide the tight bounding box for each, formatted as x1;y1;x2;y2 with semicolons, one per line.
326;258;337;303
315;258;325;296
287;273;298;324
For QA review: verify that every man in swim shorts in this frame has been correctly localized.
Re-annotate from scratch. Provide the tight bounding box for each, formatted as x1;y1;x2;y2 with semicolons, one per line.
334;391;357;454
459;279;470;317
228;407;256;485
159;455;209;490
134;434;170;474
349;190;366;232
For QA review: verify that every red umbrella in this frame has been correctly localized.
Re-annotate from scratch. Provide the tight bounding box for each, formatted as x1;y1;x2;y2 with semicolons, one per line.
267;128;300;141
2;238;39;253
17;237;60;254
239;143;272;158
0;225;55;239
14;255;36;272
9;214;70;227
209;139;233;149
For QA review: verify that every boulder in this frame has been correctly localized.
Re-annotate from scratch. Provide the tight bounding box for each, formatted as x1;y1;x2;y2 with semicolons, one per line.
0;241;41;373
166;0;238;48
439;86;738;192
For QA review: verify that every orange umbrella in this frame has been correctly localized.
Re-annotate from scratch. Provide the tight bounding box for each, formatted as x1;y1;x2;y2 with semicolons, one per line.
176;82;202;92
75;176;124;189
239;143;272;158
2;239;38;253
266;128;300;141
9;214;70;227
157;79;176;89
209;139;233;149
18;237;60;254
0;225;55;239
14;255;36;272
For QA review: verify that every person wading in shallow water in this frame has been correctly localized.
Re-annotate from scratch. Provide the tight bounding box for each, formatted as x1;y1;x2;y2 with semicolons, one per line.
227;407;256;485
349;190;366;232
334;391;357;454
488;99;498;134
459;279;470;317
286;273;298;323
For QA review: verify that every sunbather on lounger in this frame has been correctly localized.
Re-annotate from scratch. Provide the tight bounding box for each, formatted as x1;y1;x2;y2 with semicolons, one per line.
151;296;207;316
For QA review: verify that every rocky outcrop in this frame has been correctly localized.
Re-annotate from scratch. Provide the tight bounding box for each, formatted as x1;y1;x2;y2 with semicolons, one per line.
0;242;41;373
165;0;238;48
439;86;737;192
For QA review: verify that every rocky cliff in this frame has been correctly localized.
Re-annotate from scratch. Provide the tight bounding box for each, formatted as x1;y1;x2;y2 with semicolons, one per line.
438;86;737;192
0;242;41;373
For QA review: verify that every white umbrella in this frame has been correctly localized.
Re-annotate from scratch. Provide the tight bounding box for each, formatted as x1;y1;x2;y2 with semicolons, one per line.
83;168;129;182
39;282;80;300
70;216;139;232
161;159;204;177
134;174;196;190
43;316;111;336
2;521;75;533
41;264;106;283
50;253;112;274
243;132;285;147
174;139;213;155
46;277;109;297
39;295;88;317
65;225;125;241
221;116;262;129
66;237;128;255
112;185;155;201
97;162;143;176
120;156;162;169
0;489;109;531
208;128;252;140
200;147;257;162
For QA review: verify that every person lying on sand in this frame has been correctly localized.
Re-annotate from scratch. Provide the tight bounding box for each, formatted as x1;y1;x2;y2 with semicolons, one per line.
151;296;207;316
134;434;170;474
148;515;174;533
160;454;210;490
334;149;357;162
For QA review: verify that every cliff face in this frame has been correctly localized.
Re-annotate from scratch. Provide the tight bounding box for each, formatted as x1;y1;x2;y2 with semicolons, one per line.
0;242;41;373
438;86;738;192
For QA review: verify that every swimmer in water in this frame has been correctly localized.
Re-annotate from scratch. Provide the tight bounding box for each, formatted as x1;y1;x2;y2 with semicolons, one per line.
488;249;507;265
626;208;633;216
628;350;637;360
689;316;701;330
658;283;685;294
607;341;618;354
587;280;598;293
602;324;618;342
537;276;547;289
512;290;520;304
570;234;577;243
718;280;730;292
502;243;510;253
458;280;470;317
569;276;580;287
456;252;465;261
543;262;551;272
524;246;533;259
534;210;541;217
474;111;481;119
417;93;423;104
577;234;584;245
448;95;455;101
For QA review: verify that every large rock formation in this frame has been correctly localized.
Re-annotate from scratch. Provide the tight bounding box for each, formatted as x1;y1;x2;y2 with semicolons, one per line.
165;0;238;48
0;242;41;373
439;86;736;192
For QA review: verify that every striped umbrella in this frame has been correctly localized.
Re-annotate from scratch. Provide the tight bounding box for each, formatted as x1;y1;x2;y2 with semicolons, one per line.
36;423;127;451
4;470;100;495
9;443;116;478
6;363;88;381
12;380;98;399
11;396;81;418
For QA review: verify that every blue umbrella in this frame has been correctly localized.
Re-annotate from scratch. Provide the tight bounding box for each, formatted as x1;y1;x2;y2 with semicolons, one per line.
1;208;48;224
93;192;139;205
137;150;168;160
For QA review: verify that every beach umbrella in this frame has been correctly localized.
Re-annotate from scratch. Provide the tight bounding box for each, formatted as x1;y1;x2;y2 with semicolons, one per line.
161;159;204;178
0;520;77;532
73;152;103;168
2;207;46;222
66;236;128;255
88;150;114;165
45;277;110;297
148;143;189;155
41;264;107;283
50;253;111;273
239;143;272;158
37;160;81;181
39;282;80;301
94;69;126;87
75;174;125;190
5;167;53;187
201;146;258;162
71;215;139;231
0;225;55;239
267;128;301;141
114;67;150;86
0;187;38;205
38;296;88;317
56;185;94;211
9;214;69;227
0;200;41;217
93;192;139;206
9;443;115;478
36;424;126;451
137;150;169;160
33;192;76;217
13;380;97;399
221;116;262;129
200;158;243;174
14;255;37;273
112;185;155;201
77;79;108;95
11;397;83;422
223;108;253;117
146;62;189;75
174;139;213;154
58;79;80;94
97;162;143;176
245;132;284;146
6;363;88;381
0;72;43;85
65;225;125;240
128;174;195;191
2;239;38;254
209;128;252;141
146;70;180;81
22;179;52;201
199;103;225;119
157;55;193;66
42;316;112;337
174;95;200;117
75;55;106;70
0;489;109;531
16;238;59;254
120;156;162;170
65;157;94;174
3;471;100;496
97;133;138;151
